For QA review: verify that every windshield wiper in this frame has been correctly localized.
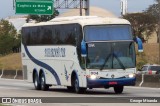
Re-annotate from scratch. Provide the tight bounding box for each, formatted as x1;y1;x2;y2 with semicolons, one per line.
100;53;111;70
113;53;126;70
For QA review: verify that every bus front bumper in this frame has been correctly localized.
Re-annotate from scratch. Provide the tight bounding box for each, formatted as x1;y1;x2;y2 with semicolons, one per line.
87;77;136;88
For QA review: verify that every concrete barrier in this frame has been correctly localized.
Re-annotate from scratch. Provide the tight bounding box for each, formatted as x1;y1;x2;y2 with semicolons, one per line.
141;75;160;88
135;74;160;88
135;74;142;86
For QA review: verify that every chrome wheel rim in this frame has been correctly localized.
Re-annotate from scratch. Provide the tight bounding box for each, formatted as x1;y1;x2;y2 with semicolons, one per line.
75;79;79;92
34;76;38;87
41;76;45;89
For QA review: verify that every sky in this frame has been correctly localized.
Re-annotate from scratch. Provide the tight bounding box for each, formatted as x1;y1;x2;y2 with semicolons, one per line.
0;0;156;19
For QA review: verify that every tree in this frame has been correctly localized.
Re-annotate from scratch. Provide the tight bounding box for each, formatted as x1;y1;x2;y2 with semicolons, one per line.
123;12;156;42
0;19;20;55
0;19;17;37
26;8;59;22
146;0;160;42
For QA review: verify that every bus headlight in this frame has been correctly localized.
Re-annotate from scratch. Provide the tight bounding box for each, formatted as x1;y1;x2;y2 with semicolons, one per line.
90;75;97;80
128;74;135;78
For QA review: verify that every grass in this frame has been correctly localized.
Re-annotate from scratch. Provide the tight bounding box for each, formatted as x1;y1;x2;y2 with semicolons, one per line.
135;43;159;69
0;53;22;70
136;43;159;64
0;43;159;70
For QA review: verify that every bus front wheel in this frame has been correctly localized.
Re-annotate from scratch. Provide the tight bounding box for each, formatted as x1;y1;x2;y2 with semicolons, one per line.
114;86;124;94
40;73;49;91
73;76;86;94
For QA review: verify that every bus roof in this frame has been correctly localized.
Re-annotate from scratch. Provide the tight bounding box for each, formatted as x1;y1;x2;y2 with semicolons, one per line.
22;16;130;27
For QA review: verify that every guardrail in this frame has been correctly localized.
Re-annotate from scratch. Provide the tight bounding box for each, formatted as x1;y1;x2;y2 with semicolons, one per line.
0;69;160;88
0;69;23;79
136;74;160;88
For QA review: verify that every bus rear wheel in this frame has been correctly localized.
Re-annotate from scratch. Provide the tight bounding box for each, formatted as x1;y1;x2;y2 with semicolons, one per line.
73;76;86;94
114;86;124;94
40;73;49;91
33;73;41;90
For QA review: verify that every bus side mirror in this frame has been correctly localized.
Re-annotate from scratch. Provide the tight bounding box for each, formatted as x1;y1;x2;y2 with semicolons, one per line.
134;37;143;52
81;40;87;57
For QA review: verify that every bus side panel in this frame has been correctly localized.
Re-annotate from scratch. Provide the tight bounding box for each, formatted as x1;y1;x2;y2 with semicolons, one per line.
44;46;87;87
22;45;58;85
43;59;87;87
42;68;58;85
44;60;66;85
62;46;87;88
22;45;85;86
21;44;35;82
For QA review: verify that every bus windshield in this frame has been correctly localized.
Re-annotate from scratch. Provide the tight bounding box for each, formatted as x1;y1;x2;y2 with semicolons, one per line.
86;42;136;69
84;25;132;41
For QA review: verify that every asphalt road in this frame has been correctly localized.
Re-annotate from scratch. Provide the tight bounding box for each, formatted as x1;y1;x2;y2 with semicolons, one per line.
0;78;160;106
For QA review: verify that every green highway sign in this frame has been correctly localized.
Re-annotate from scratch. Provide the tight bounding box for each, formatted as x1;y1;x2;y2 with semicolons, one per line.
16;0;53;15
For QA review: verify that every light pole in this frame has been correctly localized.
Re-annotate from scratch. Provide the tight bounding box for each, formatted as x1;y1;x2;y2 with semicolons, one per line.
120;0;127;16
85;0;89;16
80;0;90;16
80;0;82;16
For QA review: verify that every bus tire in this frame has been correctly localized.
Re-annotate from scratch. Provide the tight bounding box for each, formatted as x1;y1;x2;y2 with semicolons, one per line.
67;86;74;92
40;72;49;91
73;76;86;94
114;86;123;94
33;73;41;90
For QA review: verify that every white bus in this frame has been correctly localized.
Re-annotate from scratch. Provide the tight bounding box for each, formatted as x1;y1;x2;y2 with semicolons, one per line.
21;16;136;94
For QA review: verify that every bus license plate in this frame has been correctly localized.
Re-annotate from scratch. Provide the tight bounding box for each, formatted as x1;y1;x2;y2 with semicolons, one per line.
109;82;117;85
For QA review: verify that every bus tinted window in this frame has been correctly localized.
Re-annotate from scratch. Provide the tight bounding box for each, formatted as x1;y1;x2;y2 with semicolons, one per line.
22;24;82;46
84;25;132;41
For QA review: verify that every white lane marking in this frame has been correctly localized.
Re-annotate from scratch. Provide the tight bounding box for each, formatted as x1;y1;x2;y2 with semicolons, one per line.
0;78;26;81
0;86;25;90
0;78;32;86
125;86;160;90
9;83;32;86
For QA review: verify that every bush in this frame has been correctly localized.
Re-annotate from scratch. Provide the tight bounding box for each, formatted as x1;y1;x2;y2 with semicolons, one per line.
136;52;148;70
